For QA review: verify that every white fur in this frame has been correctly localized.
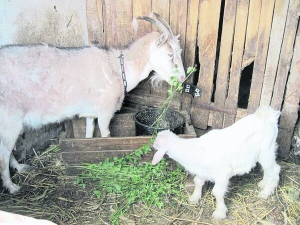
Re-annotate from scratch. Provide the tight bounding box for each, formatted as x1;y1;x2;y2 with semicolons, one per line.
0;210;57;224
0;13;186;193
152;106;281;219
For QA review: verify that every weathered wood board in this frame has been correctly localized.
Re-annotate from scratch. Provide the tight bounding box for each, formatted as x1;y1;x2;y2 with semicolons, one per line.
223;0;249;127
260;0;289;106
190;0;222;129
61;111;196;174
278;25;300;158
212;0;238;129
271;0;300;110
181;0;200;110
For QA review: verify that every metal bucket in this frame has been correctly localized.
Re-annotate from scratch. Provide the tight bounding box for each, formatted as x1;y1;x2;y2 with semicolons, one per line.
134;108;185;136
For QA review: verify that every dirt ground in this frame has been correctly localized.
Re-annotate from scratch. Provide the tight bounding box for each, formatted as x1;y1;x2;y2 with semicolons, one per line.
0;145;300;225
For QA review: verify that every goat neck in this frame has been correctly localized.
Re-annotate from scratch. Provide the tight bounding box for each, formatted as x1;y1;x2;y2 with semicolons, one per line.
109;32;157;92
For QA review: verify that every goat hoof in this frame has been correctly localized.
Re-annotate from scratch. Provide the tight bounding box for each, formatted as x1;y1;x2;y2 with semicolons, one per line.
258;180;267;189
212;209;227;220
188;197;200;205
258;191;270;199
17;164;32;173
9;184;21;194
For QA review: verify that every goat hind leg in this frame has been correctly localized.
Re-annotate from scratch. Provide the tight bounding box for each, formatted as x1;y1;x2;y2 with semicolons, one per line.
212;179;229;219
0;146;20;194
258;146;280;199
189;176;205;204
258;162;280;199
97;114;113;137
10;153;31;173
85;117;95;138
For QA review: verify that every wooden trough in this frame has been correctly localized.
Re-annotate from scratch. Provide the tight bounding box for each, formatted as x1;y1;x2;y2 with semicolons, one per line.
60;111;196;175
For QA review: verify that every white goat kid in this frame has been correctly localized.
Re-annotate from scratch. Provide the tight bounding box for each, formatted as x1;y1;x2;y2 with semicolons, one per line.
152;106;281;219
0;12;185;194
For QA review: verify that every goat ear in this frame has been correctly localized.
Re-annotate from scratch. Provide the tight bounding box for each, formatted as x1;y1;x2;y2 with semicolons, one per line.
152;148;167;165
155;33;168;47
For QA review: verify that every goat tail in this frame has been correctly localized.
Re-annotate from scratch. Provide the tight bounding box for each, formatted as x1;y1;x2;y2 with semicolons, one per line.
255;106;281;124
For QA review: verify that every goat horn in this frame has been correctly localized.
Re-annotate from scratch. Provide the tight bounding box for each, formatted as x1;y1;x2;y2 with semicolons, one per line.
136;16;170;38
152;12;174;37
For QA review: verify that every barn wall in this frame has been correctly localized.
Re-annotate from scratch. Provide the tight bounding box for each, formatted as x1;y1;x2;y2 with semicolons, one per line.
1;0;299;158
0;0;89;46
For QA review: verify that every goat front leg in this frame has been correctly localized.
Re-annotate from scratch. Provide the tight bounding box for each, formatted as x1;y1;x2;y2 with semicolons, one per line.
189;176;205;204
85;117;95;138
212;179;229;219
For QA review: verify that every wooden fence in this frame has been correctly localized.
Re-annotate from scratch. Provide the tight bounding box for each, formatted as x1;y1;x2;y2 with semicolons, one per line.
86;0;299;158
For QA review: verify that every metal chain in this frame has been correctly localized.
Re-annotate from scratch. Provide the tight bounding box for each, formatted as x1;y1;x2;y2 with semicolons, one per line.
118;52;127;94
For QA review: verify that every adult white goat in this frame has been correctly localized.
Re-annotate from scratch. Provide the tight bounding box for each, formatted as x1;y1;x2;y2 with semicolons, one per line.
152;106;281;219
0;12;185;194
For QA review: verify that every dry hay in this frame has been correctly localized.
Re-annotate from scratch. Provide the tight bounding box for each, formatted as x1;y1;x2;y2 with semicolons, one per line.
0;145;299;225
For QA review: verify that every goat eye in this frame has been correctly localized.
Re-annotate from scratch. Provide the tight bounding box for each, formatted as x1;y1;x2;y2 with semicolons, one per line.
168;53;173;57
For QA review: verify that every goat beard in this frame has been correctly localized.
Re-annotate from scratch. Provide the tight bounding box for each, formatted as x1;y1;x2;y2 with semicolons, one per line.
150;72;165;90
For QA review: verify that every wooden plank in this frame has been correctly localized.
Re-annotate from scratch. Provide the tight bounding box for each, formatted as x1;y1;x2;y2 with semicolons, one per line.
151;0;170;97
61;136;151;153
271;0;300;110
86;0;105;45
260;0;290;106
61;150;155;165
132;1;152;94
169;0;188;110
132;0;152;40
190;0;222;129
169;0;188;63
212;0;238;128
181;0;200;110
247;0;276;113
242;0;261;68
103;0;133;48
223;0;249;127
278;26;300;158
